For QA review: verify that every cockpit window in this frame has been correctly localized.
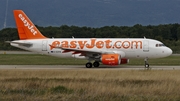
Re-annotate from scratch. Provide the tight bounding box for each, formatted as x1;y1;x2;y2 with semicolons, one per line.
156;44;165;47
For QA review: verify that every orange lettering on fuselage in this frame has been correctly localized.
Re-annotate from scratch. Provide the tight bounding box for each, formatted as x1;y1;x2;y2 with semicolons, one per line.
114;41;121;49
96;41;104;49
86;38;96;48
78;41;87;49
70;41;77;48
105;40;112;49
62;41;68;48
50;41;60;50
122;41;130;49
131;41;142;49
49;39;142;50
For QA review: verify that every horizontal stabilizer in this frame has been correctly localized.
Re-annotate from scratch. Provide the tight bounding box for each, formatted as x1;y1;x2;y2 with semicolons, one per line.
6;41;33;47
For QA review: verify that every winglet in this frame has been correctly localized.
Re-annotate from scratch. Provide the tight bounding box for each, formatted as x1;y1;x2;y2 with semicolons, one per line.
13;10;47;40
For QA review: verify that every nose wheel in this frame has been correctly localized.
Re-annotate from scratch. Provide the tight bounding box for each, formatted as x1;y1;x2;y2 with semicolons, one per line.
144;58;149;68
145;63;149;68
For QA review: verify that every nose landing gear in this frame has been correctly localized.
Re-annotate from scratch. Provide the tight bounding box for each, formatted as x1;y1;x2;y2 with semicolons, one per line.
144;58;150;68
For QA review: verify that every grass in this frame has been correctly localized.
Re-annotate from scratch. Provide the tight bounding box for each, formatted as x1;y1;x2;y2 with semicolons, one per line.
0;54;179;65
0;53;179;100
130;55;180;66
0;54;87;65
0;69;180;100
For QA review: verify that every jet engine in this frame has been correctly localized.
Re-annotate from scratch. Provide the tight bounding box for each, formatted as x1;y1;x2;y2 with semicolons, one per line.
101;54;128;65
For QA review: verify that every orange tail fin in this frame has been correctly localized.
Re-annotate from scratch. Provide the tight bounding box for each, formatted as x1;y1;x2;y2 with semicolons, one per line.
13;10;47;40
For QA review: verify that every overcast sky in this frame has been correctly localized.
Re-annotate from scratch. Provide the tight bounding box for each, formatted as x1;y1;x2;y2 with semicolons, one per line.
1;0;180;29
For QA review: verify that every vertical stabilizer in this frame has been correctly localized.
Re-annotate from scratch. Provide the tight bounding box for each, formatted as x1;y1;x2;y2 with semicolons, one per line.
14;10;47;40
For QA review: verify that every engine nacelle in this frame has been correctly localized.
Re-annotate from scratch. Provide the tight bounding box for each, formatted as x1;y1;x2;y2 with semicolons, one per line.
101;54;128;65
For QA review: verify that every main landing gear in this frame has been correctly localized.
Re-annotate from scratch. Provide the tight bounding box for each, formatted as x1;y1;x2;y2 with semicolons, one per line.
144;58;150;68
86;61;100;68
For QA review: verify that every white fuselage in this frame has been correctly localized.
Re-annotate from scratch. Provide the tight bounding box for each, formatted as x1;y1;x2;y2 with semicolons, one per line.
11;38;172;59
11;10;173;68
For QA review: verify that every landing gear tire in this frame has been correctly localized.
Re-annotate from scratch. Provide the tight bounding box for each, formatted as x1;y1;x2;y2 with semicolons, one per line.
144;58;150;69
93;61;100;67
86;62;92;68
145;64;149;68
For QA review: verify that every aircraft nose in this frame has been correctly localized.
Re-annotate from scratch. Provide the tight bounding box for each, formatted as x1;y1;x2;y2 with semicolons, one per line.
166;47;173;56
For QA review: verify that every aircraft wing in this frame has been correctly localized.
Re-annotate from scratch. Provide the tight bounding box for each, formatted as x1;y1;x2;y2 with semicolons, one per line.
50;45;105;54
49;45;124;57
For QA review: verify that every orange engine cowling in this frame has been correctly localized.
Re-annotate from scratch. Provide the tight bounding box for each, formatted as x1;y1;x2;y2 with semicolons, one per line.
101;54;128;65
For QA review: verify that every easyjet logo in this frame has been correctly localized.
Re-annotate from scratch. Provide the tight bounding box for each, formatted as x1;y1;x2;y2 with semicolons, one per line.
49;39;142;50
105;58;115;61
18;14;37;35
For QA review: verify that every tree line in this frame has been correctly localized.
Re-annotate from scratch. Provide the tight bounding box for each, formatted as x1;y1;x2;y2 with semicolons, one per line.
0;24;180;53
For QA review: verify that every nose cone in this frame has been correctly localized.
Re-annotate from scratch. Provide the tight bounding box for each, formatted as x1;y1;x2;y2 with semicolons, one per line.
165;47;173;56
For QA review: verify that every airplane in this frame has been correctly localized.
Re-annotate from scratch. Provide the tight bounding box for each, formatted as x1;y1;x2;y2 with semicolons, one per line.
7;10;172;68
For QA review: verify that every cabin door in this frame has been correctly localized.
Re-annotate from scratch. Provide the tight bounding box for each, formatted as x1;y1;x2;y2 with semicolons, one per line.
143;40;149;52
42;40;47;51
